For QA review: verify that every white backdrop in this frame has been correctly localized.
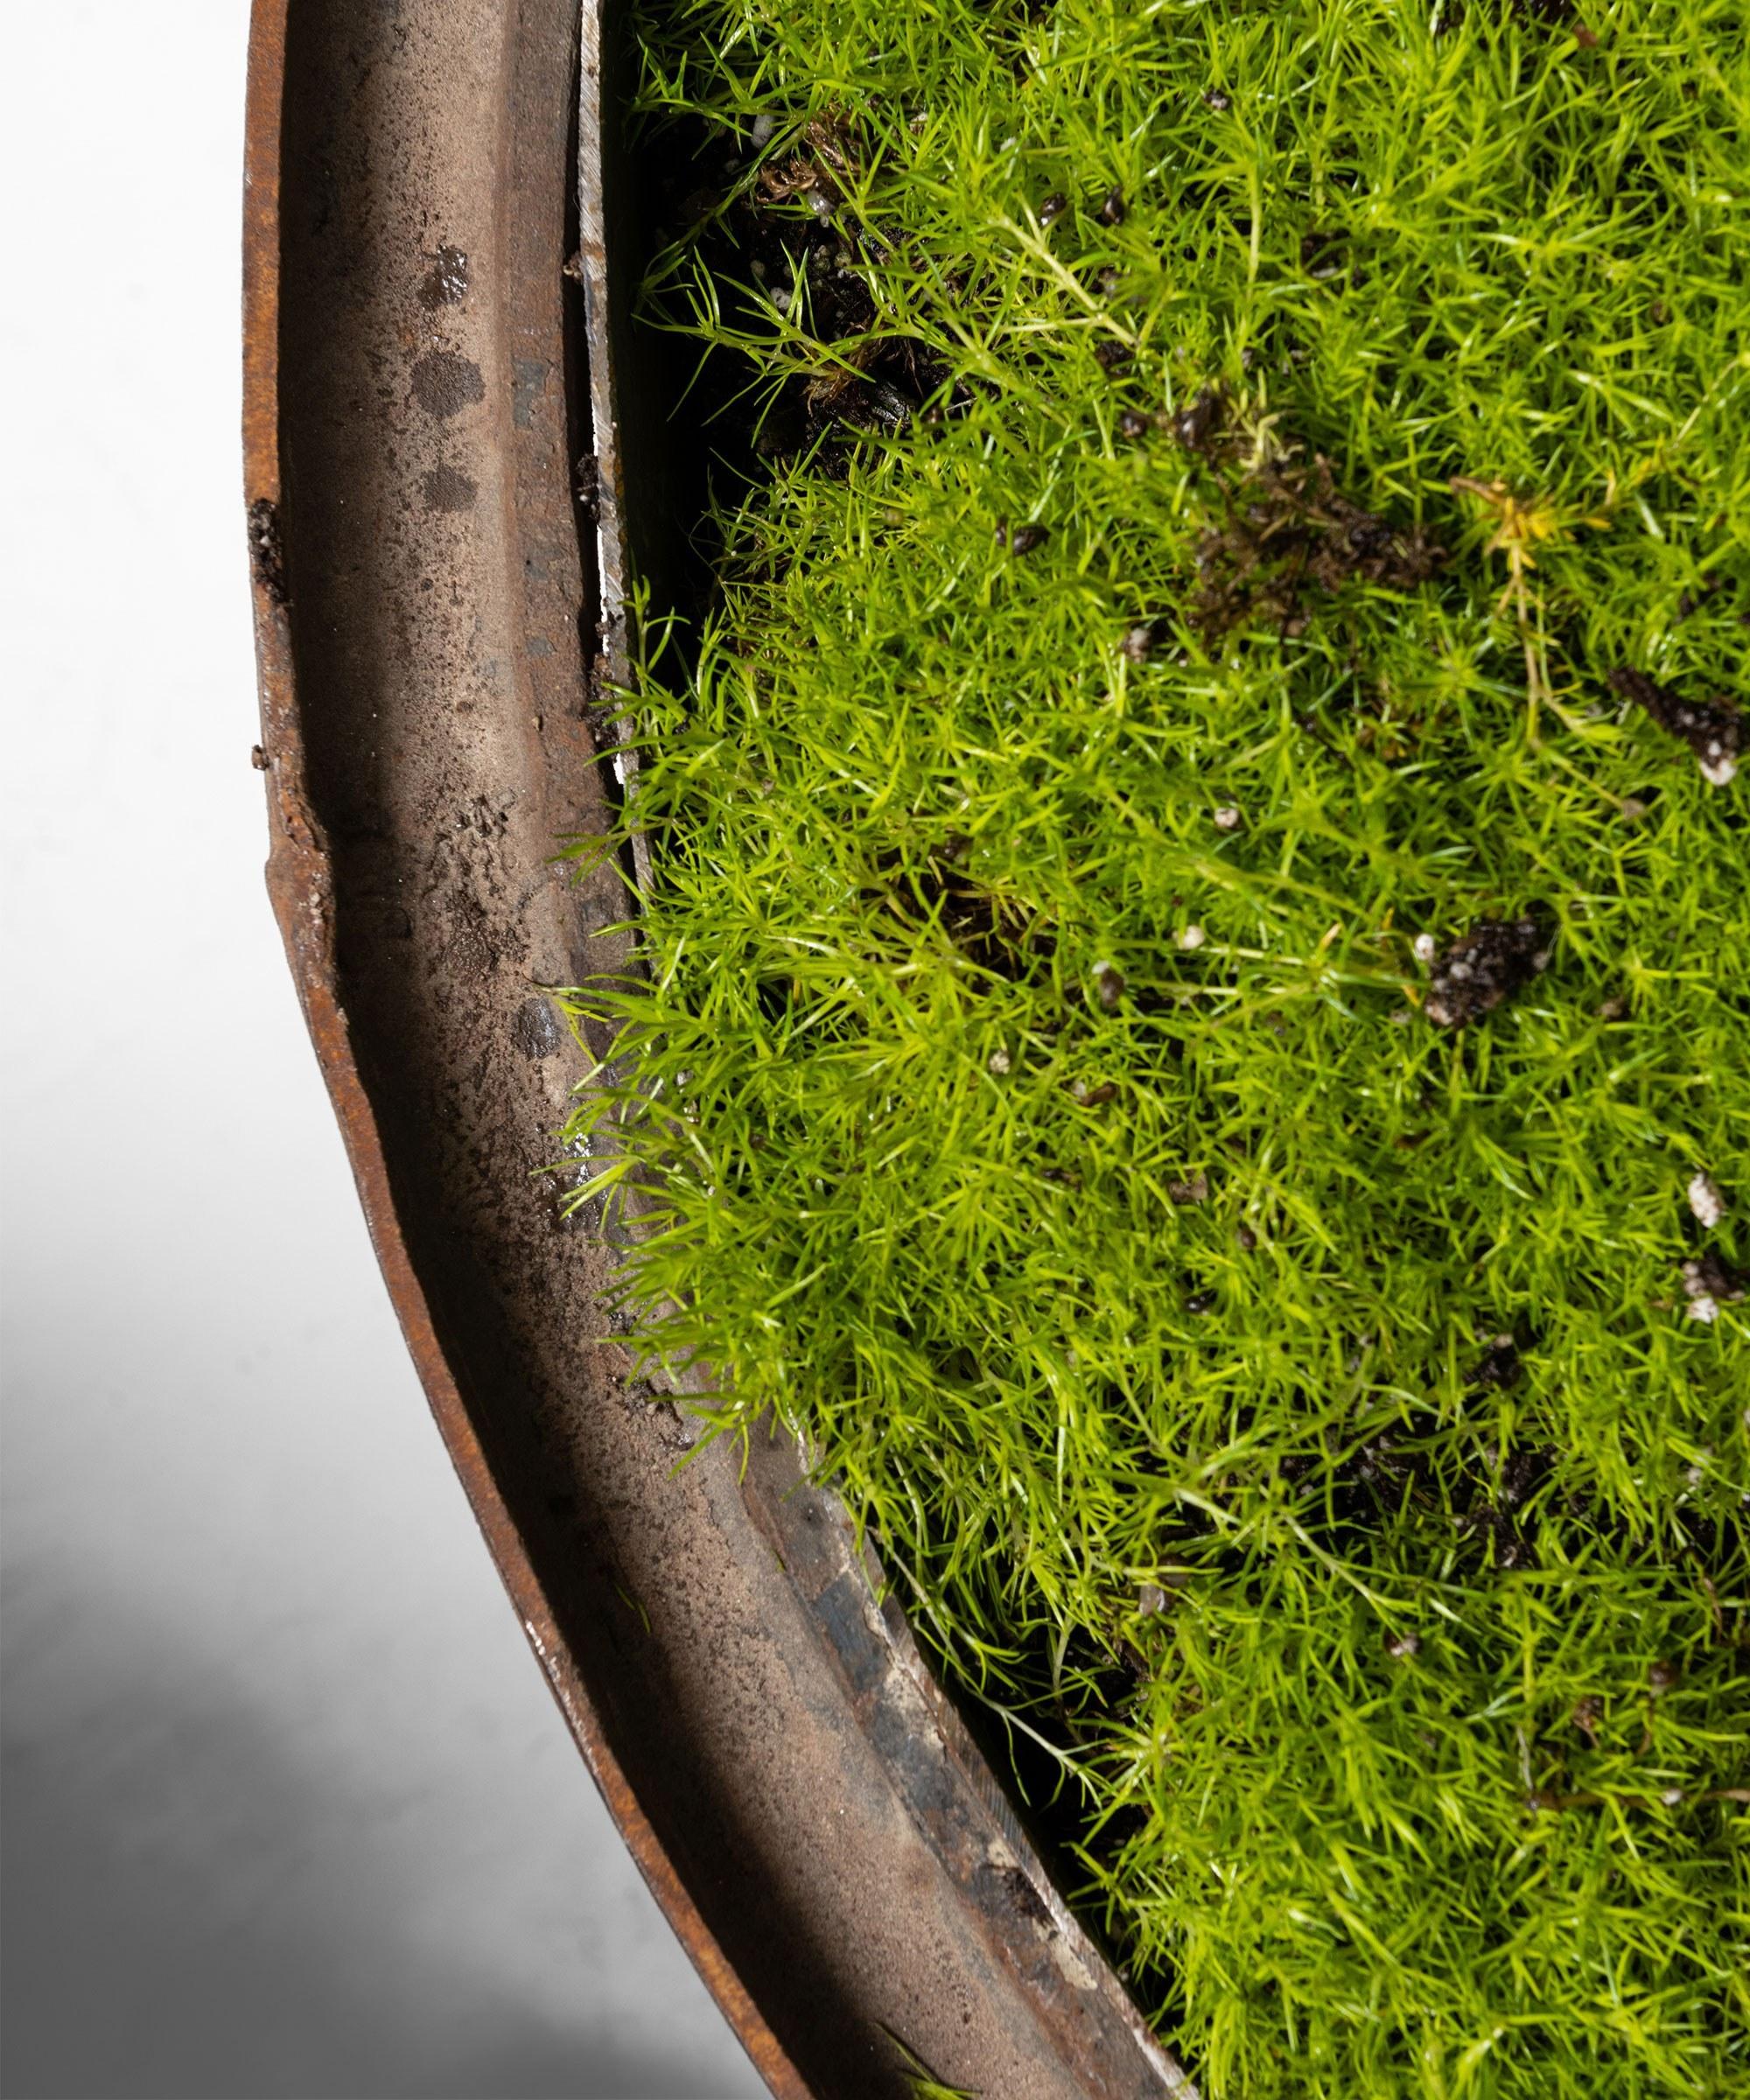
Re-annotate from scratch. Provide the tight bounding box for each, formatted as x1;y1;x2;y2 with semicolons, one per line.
0;6;763;2095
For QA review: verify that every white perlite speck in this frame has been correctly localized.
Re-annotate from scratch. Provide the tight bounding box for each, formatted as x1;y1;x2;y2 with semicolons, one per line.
1682;1260;1721;1324
1688;1172;1726;1229
1178;924;1206;950
1412;933;1437;966
1213;805;1242;832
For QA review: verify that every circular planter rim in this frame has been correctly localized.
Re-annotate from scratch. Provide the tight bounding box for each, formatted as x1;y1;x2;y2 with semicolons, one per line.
244;5;1187;2093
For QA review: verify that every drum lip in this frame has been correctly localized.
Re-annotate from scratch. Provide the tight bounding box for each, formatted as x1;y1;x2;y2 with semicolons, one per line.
245;4;1186;2092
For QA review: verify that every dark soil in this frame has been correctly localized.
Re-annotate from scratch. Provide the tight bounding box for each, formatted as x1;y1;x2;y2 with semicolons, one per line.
1682;1250;1748;1312
1608;668;1742;783
1424;917;1548;1028
1177;396;1446;640
871;840;1054;984
1467;1334;1523;1390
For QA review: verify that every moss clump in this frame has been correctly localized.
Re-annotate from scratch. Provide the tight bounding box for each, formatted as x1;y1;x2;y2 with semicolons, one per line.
564;4;1750;2093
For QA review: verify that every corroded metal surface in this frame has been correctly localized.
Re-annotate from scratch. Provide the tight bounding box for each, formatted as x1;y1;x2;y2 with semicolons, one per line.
245;1;1185;2092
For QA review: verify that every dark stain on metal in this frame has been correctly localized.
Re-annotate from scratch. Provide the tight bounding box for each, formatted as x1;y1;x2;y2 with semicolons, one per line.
411;349;486;418
809;1570;891;1700
419;242;472;307
512;993;566;1060
248;494;288;604
422;463;479;512
996;1864;1055;1930
513;357;549;430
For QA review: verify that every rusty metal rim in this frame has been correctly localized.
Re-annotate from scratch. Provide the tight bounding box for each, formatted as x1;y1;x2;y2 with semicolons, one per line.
242;7;806;2090
245;1;1186;2090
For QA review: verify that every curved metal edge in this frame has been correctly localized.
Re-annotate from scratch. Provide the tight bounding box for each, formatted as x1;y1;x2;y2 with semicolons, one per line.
242;8;806;2094
577;7;1189;2090
724;1423;1194;2099
751;1442;1193;2098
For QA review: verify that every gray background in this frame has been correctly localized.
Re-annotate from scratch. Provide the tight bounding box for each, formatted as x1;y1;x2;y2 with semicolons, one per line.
0;5;766;2096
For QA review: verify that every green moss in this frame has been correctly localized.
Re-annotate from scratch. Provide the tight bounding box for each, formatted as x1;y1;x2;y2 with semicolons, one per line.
563;4;1750;2093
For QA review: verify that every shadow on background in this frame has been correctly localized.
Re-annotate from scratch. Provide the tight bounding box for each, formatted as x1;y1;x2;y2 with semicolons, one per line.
3;4;761;2095
1;1578;743;2100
